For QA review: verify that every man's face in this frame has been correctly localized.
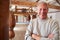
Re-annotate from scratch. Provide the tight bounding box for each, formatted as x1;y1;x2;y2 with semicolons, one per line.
37;3;48;19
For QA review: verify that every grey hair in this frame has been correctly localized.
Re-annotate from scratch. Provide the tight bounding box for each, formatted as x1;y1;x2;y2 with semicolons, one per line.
37;1;48;9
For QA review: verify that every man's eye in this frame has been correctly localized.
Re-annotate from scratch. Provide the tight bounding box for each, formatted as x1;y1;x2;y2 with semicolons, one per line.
40;9;42;10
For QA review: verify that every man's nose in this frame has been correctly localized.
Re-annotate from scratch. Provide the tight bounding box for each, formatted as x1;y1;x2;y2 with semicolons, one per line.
41;9;44;13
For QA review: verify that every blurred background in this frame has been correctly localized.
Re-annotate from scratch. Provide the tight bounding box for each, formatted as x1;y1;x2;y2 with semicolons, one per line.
9;0;60;40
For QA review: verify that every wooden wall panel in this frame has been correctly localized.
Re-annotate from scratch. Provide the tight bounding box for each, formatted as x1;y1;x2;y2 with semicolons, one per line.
0;0;9;40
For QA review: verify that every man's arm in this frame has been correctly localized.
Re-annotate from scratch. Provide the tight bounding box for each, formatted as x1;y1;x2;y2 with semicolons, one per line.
25;20;34;40
32;33;40;40
32;20;59;40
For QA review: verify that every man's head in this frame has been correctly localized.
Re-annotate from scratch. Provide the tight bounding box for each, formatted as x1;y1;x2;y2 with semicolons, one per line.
37;1;48;19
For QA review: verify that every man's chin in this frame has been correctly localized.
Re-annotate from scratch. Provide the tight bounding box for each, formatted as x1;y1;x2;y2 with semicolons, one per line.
41;17;47;19
39;16;47;19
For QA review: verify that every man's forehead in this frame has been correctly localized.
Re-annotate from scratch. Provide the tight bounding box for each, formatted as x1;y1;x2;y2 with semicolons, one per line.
37;5;47;8
38;3;47;7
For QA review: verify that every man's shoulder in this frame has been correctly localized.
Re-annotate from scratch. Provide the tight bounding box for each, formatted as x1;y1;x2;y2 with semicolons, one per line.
30;18;37;24
32;18;37;22
48;18;58;24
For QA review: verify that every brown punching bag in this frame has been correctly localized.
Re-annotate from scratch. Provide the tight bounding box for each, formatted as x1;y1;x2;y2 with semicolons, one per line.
9;13;16;40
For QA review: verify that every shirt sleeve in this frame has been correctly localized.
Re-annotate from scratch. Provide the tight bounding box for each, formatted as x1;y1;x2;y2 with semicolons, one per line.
40;20;59;40
24;20;34;40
